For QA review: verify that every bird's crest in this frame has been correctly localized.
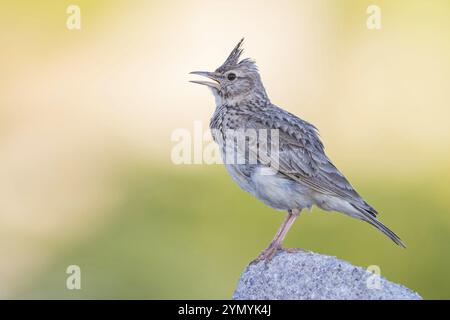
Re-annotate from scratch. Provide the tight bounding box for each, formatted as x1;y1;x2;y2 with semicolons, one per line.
216;38;246;72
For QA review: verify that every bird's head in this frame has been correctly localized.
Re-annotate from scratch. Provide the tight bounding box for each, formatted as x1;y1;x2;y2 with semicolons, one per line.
190;38;267;105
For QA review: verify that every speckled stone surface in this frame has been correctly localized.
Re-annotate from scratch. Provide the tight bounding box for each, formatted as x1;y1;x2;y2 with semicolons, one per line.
233;250;421;300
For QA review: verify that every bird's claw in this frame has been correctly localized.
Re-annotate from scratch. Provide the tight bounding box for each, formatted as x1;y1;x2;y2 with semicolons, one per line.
251;246;306;264
252;244;281;263
281;247;307;254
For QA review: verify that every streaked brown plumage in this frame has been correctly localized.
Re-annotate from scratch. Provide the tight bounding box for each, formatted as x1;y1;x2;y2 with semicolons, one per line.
190;39;405;261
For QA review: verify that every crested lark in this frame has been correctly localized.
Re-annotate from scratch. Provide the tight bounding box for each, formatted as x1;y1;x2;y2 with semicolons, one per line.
190;39;404;261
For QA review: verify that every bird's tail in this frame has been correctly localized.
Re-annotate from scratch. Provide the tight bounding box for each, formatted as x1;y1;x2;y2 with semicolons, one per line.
352;204;406;248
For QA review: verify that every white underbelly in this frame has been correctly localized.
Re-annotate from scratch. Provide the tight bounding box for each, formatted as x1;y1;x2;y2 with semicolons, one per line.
250;167;315;211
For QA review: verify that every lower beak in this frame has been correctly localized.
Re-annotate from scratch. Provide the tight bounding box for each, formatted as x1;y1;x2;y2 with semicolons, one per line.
189;71;221;89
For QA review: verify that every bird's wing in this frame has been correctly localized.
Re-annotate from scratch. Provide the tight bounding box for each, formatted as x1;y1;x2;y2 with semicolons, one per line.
245;104;377;216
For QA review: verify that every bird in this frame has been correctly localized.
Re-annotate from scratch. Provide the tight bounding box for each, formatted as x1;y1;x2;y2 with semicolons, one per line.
190;38;405;261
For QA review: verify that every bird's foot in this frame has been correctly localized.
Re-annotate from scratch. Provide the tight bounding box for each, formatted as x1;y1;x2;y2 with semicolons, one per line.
281;246;307;254
252;246;307;264
252;243;282;263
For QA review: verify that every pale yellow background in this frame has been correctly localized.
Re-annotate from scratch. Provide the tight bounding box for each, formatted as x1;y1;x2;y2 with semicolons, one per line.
0;0;449;298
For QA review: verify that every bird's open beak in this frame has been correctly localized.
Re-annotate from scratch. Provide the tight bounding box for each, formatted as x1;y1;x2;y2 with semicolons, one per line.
189;71;221;89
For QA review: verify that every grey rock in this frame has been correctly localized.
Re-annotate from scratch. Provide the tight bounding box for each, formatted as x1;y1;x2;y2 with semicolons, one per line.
233;250;422;300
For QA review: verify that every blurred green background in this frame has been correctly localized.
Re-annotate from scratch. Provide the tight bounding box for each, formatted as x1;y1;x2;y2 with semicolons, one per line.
1;0;450;299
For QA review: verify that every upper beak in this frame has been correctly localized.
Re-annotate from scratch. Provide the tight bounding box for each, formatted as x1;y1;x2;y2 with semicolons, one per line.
189;71;221;89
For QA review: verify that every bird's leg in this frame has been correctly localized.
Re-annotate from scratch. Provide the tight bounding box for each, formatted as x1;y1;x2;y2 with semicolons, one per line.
254;209;301;262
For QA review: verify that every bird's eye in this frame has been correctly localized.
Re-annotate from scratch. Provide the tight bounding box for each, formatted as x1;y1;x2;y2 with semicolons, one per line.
227;73;237;81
